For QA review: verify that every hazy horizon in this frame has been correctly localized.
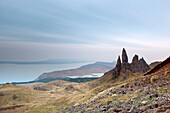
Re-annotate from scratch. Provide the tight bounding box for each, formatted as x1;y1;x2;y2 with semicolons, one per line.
0;62;92;84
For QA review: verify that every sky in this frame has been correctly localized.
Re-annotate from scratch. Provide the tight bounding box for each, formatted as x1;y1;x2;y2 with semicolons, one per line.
1;0;170;63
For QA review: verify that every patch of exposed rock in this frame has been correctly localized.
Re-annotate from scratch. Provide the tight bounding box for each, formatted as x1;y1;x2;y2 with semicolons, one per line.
65;85;74;91
33;86;48;91
0;92;4;96
112;48;150;79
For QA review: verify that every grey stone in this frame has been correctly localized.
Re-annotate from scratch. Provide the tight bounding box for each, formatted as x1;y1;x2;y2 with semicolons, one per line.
122;48;128;63
132;55;139;63
112;48;150;79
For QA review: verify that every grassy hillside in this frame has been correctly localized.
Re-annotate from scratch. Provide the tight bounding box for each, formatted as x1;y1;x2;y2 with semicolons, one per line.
0;59;170;113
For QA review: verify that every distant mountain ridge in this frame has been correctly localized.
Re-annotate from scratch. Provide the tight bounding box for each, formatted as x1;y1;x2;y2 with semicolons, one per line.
36;61;116;80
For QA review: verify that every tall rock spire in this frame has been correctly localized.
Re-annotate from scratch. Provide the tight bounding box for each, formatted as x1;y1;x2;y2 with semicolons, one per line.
116;55;121;68
112;56;121;79
111;48;150;80
122;48;128;63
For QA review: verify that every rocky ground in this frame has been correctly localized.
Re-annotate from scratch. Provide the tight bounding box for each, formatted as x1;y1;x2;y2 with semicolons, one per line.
60;73;170;113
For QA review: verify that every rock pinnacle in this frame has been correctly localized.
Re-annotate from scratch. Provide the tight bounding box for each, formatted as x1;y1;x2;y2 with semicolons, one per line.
122;48;128;63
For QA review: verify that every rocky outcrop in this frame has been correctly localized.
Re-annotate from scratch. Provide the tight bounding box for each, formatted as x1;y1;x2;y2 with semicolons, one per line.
122;48;128;63
112;56;121;79
112;48;150;79
132;54;139;63
131;56;150;73
33;86;48;91
0;92;4;96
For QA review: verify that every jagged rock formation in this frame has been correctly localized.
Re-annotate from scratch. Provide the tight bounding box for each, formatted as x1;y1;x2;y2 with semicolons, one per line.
131;57;150;73
112;56;122;79
112;48;150;79
122;48;128;63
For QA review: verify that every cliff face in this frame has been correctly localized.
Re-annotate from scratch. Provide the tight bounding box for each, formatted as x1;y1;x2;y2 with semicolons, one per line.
112;48;150;79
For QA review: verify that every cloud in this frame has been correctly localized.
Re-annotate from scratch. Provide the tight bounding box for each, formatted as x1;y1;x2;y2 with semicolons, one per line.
0;0;170;63
0;41;116;61
114;36;170;49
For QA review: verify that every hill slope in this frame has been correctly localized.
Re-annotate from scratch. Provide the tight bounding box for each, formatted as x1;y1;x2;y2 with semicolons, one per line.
36;61;115;80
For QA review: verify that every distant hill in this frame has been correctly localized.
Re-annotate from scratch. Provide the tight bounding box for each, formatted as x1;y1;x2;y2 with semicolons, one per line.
11;77;99;85
149;61;162;69
36;61;116;80
145;56;170;75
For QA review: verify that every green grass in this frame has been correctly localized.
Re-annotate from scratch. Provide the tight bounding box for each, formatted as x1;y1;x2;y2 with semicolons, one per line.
118;94;136;101
28;105;64;113
150;75;159;83
157;87;168;93
0;89;36;106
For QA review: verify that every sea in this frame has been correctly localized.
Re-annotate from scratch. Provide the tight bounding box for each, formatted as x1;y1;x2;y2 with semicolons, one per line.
0;62;92;84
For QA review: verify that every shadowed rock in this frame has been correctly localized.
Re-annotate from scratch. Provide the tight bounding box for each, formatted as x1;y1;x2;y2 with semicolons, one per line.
65;85;74;91
33;86;48;91
139;58;150;73
132;55;139;63
122;48;128;63
131;56;150;73
0;92;4;96
112;56;121;79
116;56;121;70
112;48;150;79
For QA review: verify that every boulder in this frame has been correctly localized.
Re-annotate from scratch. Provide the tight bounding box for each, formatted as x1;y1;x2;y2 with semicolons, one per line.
0;92;4;96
